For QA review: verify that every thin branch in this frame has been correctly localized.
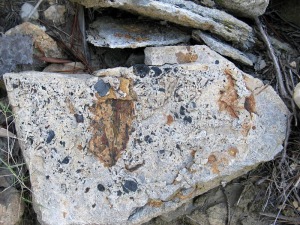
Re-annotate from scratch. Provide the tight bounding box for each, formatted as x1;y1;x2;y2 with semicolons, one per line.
255;17;288;98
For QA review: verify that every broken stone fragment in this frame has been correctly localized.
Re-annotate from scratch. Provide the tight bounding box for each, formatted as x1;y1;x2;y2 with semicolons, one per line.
5;22;65;59
214;0;269;18
144;45;224;66
0;34;33;76
293;82;300;109
87;17;190;48
4;46;288;225
71;0;254;49
44;5;66;25
192;31;253;66
20;3;39;21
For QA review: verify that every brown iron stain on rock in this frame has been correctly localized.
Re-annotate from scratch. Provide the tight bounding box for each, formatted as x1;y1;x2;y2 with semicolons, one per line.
228;147;238;157
218;68;239;118
166;114;174;125
244;94;256;114
208;154;217;163
175;50;198;64
88;78;136;167
148;199;163;207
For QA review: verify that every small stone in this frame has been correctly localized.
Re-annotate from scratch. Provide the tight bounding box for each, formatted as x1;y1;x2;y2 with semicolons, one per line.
44;5;66;25
293;82;300;108
94;79;110;97
43;62;85;74
20;3;39;21
206;203;227;225
290;61;297;68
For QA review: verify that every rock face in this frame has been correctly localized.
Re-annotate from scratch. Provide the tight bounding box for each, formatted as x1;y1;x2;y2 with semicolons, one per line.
4;46;288;225
87;17;189;48
71;0;254;49
214;0;269;18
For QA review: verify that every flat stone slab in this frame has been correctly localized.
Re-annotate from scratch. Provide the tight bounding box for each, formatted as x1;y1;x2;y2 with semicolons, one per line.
4;46;288;225
71;0;254;49
87;17;189;48
192;31;253;66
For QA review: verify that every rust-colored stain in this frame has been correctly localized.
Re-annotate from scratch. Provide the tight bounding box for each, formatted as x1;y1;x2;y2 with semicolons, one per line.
166;114;174;125
241;122;252;136
88;78;136;167
148;199;163;207
77;144;83;150
244;94;256;114
218;68;239;118
114;32;149;42
89;99;134;167
175;51;198;64
228;147;238;157
208;154;217;163
63;211;67;218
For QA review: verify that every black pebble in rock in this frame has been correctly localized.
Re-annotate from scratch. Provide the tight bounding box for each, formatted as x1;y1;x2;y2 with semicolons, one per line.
184;116;192;124
97;184;105;192
133;64;150;78
61;156;70;164
144;135;153;143
46;130;55;143
74;114;84;123
122;180;138;193
94;80;111;97
150;67;162;77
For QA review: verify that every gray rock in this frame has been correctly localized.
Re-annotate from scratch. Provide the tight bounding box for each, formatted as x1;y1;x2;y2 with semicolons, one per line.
71;0;254;49
0;169;24;225
44;5;66;25
214;0;269;18
293;82;300;109
0;34;33;77
20;3;39;21
87;17;189;48
192;31;254;66
4;46;288;225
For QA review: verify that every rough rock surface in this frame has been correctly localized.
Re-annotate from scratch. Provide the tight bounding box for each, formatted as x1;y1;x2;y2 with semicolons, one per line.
214;0;269;18
0;169;24;225
71;0;254;49
192;31;253;66
6;22;65;59
0;34;33;76
4;46;288;225
87;17;189;48
44;5;66;25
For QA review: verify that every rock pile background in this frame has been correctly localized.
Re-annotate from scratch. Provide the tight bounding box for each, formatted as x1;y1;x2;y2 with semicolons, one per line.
0;0;299;225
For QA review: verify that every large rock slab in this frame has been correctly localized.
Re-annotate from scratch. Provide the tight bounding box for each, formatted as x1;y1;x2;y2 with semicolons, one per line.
71;0;254;49
4;46;288;225
87;17;189;48
214;0;269;18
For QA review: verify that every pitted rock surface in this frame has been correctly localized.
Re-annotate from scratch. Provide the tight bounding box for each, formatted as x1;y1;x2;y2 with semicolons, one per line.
71;0;254;49
87;17;189;48
4;46;288;225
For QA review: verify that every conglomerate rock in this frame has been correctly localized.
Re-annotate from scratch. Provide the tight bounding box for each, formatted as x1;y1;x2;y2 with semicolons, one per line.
4;46;288;225
71;0;254;49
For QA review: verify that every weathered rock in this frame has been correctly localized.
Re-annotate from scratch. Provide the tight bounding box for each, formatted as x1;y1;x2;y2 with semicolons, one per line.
87;17;189;48
71;0;254;49
0;184;24;225
44;5;66;25
144;45;223;66
20;3;39;21
4;46;288;225
43;62;85;74
6;22;65;59
0;34;33;76
192;31;253;66
214;0;269;18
